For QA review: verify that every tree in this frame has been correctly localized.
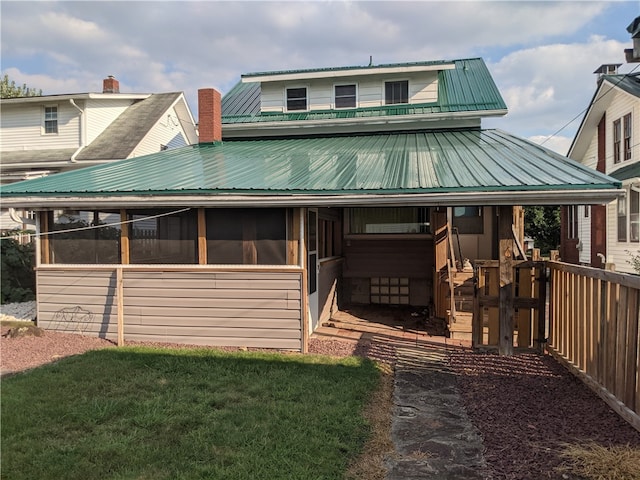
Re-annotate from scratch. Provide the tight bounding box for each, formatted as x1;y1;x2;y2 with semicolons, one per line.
524;206;560;255
1;74;42;98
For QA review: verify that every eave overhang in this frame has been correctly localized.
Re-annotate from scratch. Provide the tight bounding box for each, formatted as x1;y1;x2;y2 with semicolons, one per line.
1;188;623;210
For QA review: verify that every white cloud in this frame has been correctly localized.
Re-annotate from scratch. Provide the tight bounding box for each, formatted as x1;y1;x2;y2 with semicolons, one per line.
527;135;573;156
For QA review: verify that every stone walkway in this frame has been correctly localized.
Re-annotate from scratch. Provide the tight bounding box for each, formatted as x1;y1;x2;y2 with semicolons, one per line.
386;347;489;480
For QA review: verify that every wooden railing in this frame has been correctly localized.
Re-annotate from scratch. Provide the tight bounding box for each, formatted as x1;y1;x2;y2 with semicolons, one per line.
473;260;546;351
547;261;640;432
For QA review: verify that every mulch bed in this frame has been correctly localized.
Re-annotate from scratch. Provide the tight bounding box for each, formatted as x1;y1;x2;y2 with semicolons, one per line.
449;351;640;480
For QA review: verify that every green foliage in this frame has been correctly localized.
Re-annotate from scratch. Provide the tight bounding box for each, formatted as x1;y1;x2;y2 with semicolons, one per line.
1;348;380;480
1;232;36;304
626;250;640;274
525;206;560;255
1;74;42;98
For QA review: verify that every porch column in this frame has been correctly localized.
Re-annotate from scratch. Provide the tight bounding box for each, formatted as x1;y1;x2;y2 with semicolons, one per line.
498;206;515;355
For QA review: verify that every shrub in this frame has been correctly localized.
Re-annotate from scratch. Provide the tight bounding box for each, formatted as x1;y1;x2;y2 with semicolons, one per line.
627;250;640;275
1;231;35;304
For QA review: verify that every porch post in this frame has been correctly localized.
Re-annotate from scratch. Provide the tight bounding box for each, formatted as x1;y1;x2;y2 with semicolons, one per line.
498;205;515;355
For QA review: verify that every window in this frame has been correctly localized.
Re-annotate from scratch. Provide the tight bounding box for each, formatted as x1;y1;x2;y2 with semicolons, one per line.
349;207;430;234
385;80;408;105
624;113;632;161
452;206;483;235
286;87;307;111
584;205;590;218
49;210;121;264
334;84;356;109
618;196;627;242
613;119;621;164
631;189;639;243
566;205;578;239
44;106;58;134
206;208;288;265
129;209;198;264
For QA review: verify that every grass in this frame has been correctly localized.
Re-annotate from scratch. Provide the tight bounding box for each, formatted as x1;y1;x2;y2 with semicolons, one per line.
1;347;381;480
558;442;640;480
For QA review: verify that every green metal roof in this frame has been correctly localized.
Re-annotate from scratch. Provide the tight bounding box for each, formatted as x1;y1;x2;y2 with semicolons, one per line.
241;59;456;79
1;130;619;203
221;58;507;123
610;162;640;181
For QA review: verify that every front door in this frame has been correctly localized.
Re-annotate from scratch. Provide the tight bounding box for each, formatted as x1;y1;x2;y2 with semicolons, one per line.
308;209;319;331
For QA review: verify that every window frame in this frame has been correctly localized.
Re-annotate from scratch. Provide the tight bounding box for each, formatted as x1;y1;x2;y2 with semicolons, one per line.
347;207;431;236
333;83;357;109
618;195;628;242
623;113;632;162
452;206;484;235
567;205;579;240
384;80;409;105
43;105;58;135
285;86;308;112
631;188;639;243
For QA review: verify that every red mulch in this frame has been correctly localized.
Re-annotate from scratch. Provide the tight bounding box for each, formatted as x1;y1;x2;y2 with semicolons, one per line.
449;351;640;480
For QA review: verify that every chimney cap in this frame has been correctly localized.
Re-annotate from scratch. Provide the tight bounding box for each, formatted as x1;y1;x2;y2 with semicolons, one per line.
593;64;622;75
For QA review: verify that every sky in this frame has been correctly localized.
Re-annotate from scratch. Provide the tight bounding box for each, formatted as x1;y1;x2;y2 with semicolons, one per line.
1;0;639;154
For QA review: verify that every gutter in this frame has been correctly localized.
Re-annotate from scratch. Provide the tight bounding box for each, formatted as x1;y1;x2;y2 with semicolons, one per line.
69;99;86;163
0;188;625;209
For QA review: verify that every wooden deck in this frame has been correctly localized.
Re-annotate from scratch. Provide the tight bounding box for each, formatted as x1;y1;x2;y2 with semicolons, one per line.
312;305;472;348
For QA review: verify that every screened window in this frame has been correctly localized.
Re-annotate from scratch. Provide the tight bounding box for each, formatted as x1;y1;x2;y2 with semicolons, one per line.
618;197;627;242
452;206;484;235
49;210;121;264
613;119;621;164
349;207;430;234
624;113;632;161
385;81;408;105
129;209;198;264
631;189;639;243
44;106;58;134
286;87;307;111
335;84;356;108
206;208;288;265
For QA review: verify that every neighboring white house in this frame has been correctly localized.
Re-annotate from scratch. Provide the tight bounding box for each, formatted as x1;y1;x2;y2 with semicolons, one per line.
564;63;640;274
0;76;198;230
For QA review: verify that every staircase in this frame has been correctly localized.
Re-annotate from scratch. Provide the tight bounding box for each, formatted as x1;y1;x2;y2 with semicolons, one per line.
446;271;475;341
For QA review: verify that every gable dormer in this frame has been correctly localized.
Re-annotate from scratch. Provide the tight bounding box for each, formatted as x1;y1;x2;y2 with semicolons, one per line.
221;58;507;139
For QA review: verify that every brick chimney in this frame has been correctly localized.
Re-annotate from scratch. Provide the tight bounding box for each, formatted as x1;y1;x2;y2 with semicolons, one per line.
103;75;120;93
198;88;222;143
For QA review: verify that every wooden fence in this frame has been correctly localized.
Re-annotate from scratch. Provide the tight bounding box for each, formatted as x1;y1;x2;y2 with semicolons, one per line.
547;261;640;432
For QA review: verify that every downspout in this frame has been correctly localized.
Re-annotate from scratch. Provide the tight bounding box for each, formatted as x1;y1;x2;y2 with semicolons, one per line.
69;99;85;163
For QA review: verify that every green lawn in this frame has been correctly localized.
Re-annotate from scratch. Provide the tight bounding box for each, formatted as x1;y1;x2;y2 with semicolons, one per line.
1;347;380;480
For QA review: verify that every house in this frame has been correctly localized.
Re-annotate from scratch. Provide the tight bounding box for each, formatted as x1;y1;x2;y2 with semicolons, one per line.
0;58;622;352
0;76;198;230
561;18;640;274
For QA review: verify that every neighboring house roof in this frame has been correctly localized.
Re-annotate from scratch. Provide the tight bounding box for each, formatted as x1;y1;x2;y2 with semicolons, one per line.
1;92;197;183
1;129;621;208
75;92;182;161
221;58;507;124
610;162;640;181
569;73;640;159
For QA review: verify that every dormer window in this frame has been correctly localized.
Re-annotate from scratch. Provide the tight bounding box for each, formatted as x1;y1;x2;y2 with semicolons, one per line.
286;87;307;111
385;80;408;105
335;84;356;109
43;106;58;134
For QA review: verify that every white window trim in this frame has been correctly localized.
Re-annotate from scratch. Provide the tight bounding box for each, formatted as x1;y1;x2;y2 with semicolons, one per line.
383;78;410;106
333;83;358;110
283;85;309;112
42;104;59;135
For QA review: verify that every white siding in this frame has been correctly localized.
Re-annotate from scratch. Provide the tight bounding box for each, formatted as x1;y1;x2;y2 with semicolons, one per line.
578;205;591;264
1;102;80;150
131;106;190;157
606;90;636;175
258;71;439;112
607;193;637;275
84;98;134;144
